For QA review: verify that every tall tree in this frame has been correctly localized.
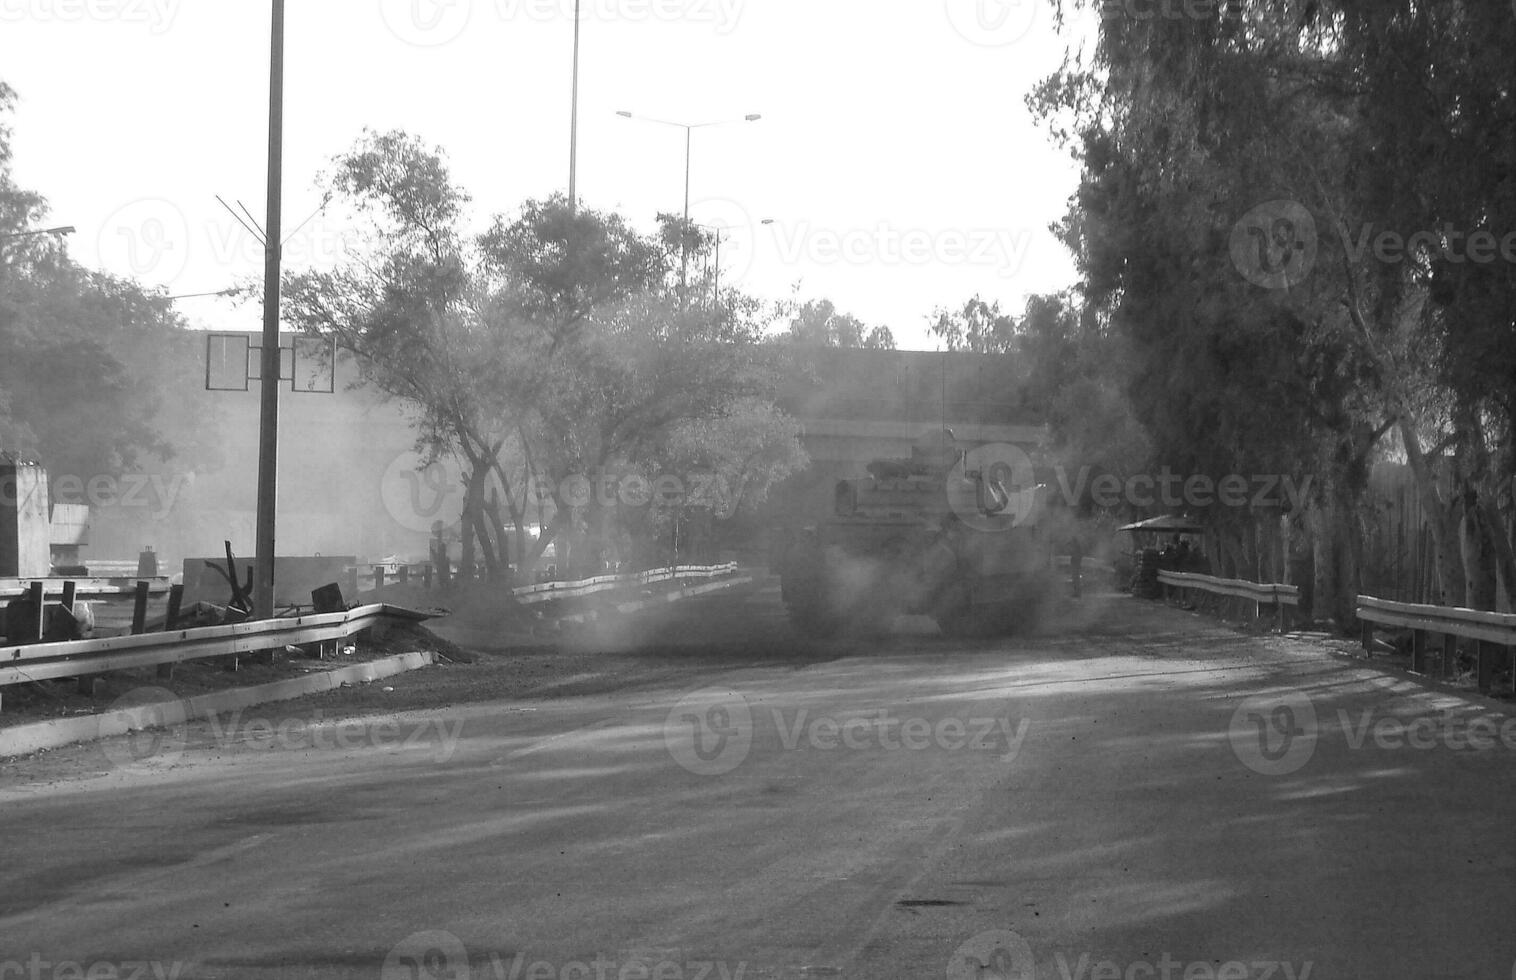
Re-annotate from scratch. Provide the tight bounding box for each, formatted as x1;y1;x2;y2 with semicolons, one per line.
1;80;217;490
1033;0;1516;622
285;130;806;581
780;297;895;349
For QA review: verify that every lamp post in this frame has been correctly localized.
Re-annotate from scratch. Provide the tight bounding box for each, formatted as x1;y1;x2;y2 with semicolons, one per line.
614;110;761;307
0;225;74;249
690;221;729;309
166;287;237;301
568;0;581;212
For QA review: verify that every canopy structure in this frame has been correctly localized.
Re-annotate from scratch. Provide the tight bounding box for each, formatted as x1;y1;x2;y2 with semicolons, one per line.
1117;515;1207;534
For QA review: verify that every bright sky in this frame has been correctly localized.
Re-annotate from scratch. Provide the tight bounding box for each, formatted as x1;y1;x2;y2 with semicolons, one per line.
1;0;1085;350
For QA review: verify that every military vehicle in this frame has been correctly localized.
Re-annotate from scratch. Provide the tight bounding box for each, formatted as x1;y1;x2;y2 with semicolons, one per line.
776;429;1058;636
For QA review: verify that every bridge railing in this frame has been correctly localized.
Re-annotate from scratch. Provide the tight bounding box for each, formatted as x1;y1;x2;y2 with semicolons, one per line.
1357;595;1516;694
1156;570;1300;631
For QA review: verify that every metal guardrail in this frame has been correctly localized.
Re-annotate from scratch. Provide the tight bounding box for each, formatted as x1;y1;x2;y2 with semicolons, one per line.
512;563;740;604
1157;570;1300;630
1357;595;1516;693
0;603;435;688
357;561;738;596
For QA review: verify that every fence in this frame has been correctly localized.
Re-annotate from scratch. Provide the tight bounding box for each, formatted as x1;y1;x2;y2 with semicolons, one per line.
1357;595;1516;694
1157;570;1301;631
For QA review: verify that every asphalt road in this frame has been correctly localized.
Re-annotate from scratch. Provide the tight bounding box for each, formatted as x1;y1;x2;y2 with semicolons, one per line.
2;583;1514;980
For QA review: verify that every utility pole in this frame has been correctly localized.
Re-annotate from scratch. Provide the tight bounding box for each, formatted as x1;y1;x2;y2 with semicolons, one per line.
681;127;691;307
253;0;285;618
568;0;581;212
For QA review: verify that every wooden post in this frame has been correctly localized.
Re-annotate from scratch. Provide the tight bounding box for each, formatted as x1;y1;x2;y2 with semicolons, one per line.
62;580;98;696
164;583;185;630
158;583;185;681
1410;629;1427;674
26;581;43;643
1442;633;1458;678
1275;598;1285;633
1477;640;1498;693
398;564;409;585
1361;618;1374;655
130;580;150;635
374;565;385;590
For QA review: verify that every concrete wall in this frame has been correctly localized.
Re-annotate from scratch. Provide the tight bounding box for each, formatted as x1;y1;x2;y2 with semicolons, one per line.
0;460;52;577
86;334;447;572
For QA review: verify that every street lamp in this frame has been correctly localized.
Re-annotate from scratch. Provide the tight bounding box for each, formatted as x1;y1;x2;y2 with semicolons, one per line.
167;287;237;301
0;225;75;243
614;110;761;305
691;221;742;310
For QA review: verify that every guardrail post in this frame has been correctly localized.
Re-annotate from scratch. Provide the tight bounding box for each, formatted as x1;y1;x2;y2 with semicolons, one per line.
1274;597;1285;633
1410;629;1426;674
158;583;185;680
1477;640;1499;693
64;581;103;697
25;581;43;643
1442;633;1457;678
164;583;184;631
398;565;409;585
374;565;385;591
130;580;150;635
1361;618;1374;655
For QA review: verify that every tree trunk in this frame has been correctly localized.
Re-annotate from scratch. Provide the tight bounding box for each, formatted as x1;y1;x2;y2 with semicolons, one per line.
1308;479;1361;632
1309;496;1340;629
1399;417;1464;607
484;489;509;584
458;458;494;582
1476;490;1516;611
1460;496;1498;610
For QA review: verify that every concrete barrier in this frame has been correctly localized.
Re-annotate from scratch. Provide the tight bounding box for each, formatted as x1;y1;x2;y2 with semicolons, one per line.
0;650;436;759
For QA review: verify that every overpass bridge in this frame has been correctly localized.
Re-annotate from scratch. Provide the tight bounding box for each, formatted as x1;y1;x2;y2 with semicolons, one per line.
771;346;1048;526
